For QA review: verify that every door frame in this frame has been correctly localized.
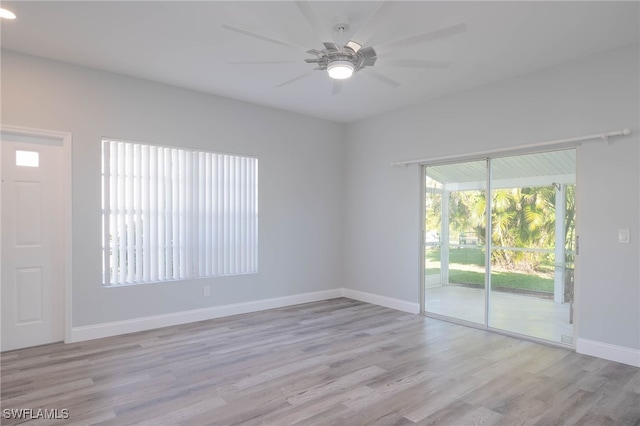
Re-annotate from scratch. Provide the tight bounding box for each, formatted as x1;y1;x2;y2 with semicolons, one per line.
1;124;72;346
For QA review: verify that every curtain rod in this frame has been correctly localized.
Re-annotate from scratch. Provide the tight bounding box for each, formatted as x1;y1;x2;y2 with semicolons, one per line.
391;128;631;167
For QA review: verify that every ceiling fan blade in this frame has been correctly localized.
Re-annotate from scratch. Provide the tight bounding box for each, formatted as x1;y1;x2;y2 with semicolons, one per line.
276;71;315;88
294;1;331;42
364;70;402;88
222;24;307;52
332;80;343;96
229;60;298;64
350;1;394;44
360;46;377;67
377;22;467;50
307;49;323;57
323;42;340;51
380;59;452;69
345;41;362;53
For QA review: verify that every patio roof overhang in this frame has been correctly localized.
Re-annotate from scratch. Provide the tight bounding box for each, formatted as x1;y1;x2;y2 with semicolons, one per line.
426;149;576;191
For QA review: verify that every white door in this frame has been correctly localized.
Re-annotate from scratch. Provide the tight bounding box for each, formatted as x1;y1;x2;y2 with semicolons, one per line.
1;138;65;351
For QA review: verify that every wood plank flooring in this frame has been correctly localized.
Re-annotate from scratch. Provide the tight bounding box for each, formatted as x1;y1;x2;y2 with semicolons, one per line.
1;298;639;425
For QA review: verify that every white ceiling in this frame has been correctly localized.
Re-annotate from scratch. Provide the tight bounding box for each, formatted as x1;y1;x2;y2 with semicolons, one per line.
1;1;638;123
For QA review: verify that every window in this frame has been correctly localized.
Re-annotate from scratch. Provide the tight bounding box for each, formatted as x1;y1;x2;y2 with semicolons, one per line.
16;150;39;167
102;139;258;286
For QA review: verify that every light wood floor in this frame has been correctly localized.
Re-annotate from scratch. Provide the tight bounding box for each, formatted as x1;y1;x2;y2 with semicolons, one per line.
1;298;638;425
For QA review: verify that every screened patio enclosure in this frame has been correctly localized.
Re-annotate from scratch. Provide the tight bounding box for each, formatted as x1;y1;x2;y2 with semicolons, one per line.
423;149;576;346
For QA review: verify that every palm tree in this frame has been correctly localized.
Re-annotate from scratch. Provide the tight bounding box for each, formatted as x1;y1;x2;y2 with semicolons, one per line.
495;187;551;269
426;181;575;274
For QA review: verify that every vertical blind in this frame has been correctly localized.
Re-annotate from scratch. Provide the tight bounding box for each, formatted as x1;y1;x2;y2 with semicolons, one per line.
102;139;258;286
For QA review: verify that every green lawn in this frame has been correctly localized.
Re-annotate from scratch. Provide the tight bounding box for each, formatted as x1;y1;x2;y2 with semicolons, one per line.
426;247;554;293
437;247;485;266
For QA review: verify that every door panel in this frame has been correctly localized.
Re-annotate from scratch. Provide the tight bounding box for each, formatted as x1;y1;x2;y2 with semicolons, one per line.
16;267;44;323
423;160;487;325
1;139;64;351
488;152;575;344
15;180;42;245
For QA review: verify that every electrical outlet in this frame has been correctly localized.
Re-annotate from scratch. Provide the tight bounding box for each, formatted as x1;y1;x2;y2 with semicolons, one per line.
203;285;210;297
618;228;630;244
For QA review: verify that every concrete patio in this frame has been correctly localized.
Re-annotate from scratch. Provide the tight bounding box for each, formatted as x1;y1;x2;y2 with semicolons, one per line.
425;285;573;345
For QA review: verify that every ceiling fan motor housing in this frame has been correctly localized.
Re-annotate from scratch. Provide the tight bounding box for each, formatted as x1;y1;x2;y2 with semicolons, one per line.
305;42;377;72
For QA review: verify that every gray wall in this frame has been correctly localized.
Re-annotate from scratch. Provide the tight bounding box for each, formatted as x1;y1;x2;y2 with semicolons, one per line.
1;50;346;327
344;45;639;350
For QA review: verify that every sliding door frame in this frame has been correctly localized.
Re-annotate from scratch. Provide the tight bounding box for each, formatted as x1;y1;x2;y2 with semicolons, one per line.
484;159;492;328
419;148;577;349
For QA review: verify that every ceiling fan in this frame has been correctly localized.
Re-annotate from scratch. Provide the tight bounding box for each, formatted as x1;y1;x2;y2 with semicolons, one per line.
222;1;466;93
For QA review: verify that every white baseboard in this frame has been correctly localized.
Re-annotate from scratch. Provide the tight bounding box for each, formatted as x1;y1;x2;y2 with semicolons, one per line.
342;289;420;314
69;288;343;343
576;338;640;367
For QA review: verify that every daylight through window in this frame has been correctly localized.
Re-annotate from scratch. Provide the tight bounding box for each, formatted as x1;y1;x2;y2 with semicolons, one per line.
102;139;258;286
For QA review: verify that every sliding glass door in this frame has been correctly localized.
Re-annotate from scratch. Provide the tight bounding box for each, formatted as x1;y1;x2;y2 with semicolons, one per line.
422;149;576;346
488;152;576;344
423;160;487;325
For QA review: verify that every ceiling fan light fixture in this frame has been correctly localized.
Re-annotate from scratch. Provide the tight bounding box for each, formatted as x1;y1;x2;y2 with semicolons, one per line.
327;60;354;80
